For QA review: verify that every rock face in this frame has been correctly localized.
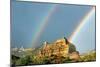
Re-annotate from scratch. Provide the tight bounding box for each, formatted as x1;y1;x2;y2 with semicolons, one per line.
37;37;80;61
69;51;80;61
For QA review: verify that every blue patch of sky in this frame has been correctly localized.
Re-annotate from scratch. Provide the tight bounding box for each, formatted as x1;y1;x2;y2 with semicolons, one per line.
11;1;95;53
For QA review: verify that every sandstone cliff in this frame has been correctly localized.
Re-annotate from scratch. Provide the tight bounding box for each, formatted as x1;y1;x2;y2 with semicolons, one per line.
36;37;80;62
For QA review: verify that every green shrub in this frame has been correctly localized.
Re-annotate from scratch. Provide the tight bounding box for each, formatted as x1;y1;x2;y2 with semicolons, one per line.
15;55;31;65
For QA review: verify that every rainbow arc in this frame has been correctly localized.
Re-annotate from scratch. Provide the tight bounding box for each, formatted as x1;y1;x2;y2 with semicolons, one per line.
68;7;95;42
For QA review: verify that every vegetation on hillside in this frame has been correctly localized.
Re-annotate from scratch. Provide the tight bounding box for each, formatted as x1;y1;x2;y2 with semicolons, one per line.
11;50;96;66
11;37;96;66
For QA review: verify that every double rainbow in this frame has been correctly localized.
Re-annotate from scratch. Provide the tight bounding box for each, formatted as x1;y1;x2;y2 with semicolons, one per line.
32;5;95;46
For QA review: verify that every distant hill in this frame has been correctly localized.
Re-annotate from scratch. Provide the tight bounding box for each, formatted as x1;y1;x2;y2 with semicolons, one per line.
79;50;96;62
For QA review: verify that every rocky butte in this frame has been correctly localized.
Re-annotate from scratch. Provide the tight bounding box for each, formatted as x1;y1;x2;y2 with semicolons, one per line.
36;37;80;63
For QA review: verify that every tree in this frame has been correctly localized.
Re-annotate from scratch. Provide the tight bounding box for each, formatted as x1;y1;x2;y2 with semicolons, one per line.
15;55;31;66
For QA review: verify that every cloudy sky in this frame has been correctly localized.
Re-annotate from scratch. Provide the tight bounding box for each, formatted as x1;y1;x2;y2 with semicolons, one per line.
11;1;95;53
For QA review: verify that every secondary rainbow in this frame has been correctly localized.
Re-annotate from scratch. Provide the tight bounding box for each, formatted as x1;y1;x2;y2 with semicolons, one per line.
68;7;95;42
32;4;58;46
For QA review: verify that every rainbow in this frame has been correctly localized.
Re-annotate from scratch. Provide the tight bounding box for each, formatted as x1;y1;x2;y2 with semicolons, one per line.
68;7;95;42
32;5;95;46
32;4;58;46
